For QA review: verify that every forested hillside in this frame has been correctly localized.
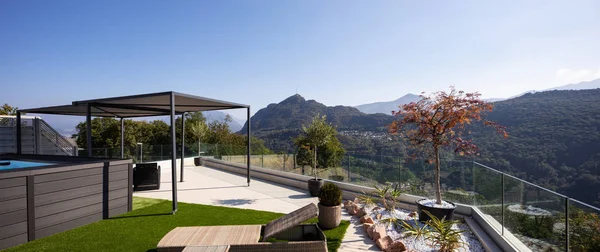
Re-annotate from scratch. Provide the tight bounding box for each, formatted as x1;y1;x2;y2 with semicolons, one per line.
474;89;600;206
243;89;600;207
240;94;395;151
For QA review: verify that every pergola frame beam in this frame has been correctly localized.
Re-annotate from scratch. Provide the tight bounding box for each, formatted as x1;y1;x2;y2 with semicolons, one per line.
16;91;251;214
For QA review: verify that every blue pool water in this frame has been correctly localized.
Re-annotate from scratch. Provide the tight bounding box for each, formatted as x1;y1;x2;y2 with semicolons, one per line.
0;160;52;170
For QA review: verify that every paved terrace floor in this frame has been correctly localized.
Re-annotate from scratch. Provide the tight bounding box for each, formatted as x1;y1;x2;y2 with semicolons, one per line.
134;165;379;251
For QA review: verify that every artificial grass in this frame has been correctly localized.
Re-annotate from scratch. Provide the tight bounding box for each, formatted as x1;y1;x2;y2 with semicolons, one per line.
5;197;349;252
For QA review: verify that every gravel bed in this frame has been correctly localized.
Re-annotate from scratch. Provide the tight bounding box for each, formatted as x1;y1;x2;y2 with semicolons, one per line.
360;204;485;252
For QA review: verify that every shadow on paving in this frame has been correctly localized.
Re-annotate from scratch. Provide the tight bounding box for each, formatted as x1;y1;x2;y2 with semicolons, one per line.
214;198;257;206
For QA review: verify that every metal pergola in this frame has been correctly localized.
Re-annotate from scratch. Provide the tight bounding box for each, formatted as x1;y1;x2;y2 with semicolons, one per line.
17;91;251;214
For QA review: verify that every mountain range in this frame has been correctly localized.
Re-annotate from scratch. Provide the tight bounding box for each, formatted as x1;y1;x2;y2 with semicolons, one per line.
241;88;600;207
354;94;421;115
354;78;600;114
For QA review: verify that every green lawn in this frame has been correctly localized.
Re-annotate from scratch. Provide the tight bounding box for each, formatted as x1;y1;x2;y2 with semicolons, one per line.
5;197;349;252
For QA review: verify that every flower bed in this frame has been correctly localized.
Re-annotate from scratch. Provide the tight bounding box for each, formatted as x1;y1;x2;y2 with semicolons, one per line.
344;199;485;252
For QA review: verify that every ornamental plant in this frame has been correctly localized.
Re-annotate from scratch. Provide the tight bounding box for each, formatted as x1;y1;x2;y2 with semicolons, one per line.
319;183;342;206
389;87;507;204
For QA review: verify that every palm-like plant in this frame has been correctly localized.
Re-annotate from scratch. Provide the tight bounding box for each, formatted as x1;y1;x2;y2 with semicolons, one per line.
380;212;403;229
388;183;403;210
373;183;391;210
423;210;465;252
357;191;376;207
400;215;429;239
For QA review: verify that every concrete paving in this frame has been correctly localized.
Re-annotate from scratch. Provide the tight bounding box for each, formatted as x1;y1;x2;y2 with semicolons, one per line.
134;165;378;251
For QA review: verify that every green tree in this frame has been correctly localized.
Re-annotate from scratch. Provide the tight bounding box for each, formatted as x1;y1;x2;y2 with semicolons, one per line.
0;104;19;115
295;114;344;179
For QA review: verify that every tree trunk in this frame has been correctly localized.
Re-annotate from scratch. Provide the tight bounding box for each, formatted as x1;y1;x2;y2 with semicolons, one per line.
434;148;442;204
314;145;318;179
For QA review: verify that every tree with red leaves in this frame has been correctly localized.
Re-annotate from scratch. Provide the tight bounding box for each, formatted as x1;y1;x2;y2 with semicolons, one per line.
389;87;507;204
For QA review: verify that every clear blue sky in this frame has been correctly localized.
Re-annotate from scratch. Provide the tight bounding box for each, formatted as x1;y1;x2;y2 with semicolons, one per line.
1;0;599;120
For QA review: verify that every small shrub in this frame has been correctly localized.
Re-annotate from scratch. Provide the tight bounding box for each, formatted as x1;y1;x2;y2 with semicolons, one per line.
319;183;342;206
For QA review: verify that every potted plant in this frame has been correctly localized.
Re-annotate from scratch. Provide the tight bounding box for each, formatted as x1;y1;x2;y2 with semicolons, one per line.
389;87;507;221
318;183;342;229
295;114;338;197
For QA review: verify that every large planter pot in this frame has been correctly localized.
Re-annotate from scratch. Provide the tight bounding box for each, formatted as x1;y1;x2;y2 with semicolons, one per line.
308;178;324;197
318;203;342;229
416;199;456;222
194;157;203;166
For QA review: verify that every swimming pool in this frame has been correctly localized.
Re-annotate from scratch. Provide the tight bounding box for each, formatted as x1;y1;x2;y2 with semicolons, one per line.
0;160;52;170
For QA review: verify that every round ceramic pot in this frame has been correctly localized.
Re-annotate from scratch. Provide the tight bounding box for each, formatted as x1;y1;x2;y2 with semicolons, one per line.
318;203;342;229
416;199;456;222
308;178;324;197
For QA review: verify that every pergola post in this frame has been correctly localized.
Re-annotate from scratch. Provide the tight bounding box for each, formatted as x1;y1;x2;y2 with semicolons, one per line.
247;107;251;186
170;92;178;214
180;112;185;182
120;118;124;159
16;111;22;155
86;104;92;157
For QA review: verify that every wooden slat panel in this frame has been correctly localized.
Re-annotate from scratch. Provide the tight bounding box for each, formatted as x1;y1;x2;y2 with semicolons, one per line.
36;203;102;229
35;212;103;239
35;174;102;195
0;221;27;240
108;204;128;218
0;233;27;250
0;177;26;189
109;169;128;182
36;193;101;218
35;167;103;183
0;210;27;227
109;179;128;191
0;185;25;201
0;197;26;215
109;196;128;209
109;188;128;201
35;183;103;207
108;163;128;173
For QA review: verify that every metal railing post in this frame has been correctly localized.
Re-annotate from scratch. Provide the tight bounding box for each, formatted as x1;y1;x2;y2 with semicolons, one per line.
565;197;569;251
501;173;505;236
347;154;351;182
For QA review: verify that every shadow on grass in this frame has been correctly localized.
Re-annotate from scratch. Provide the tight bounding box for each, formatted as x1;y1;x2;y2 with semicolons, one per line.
109;212;172;220
145;249;157;252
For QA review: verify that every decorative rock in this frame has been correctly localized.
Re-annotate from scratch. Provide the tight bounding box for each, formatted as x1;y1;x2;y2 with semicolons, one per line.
385;240;407;252
360;215;374;224
372;206;382;211
348;204;359;215
372;226;387;241
367;224;377;238
408;211;418;218
353;198;360;204
356;207;367;218
375;213;382;220
362;223;373;232
376;236;394;251
343;200;353;207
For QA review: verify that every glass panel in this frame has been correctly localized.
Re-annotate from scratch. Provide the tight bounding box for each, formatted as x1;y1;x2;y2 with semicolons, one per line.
469;162;503;233
568;200;600;251
503;175;566;251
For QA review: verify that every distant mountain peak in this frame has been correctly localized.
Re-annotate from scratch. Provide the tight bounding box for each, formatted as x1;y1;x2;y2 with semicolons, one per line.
280;94;306;105
355;93;421;114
